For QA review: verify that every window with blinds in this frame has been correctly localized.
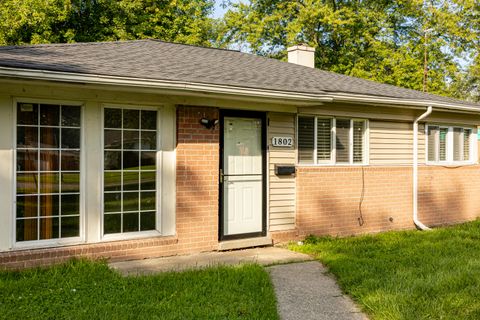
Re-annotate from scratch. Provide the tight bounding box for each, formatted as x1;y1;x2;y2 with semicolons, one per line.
297;116;367;165
427;125;474;164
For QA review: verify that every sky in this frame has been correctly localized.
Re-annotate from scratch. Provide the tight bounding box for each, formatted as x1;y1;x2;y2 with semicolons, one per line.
212;1;233;19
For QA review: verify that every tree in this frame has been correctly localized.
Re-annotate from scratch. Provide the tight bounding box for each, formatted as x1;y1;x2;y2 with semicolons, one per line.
0;0;216;46
221;0;478;99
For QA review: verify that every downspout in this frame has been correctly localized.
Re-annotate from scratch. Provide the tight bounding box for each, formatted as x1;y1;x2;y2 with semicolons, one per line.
413;106;433;230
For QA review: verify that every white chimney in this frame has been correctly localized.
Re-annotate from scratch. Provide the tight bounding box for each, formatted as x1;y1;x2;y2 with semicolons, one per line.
287;45;315;68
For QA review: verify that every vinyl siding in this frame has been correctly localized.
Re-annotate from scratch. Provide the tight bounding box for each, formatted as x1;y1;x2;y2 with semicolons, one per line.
369;121;425;165
268;113;296;231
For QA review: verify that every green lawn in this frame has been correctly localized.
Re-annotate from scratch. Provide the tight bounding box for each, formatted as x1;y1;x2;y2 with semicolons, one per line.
0;260;278;320
291;220;480;320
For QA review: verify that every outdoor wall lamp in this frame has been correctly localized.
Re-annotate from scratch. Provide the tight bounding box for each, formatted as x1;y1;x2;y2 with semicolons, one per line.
199;118;218;129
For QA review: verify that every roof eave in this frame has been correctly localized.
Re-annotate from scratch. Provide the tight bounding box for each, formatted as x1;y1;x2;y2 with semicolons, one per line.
0;66;478;113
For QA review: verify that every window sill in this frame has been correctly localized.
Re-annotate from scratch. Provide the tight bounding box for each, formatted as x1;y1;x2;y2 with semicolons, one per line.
101;230;162;242
425;161;478;167
13;237;84;250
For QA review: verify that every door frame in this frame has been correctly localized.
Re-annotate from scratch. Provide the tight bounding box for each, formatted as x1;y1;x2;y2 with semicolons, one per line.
219;109;267;241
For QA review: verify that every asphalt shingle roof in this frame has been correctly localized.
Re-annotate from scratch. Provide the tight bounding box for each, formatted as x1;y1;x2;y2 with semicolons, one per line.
0;39;478;108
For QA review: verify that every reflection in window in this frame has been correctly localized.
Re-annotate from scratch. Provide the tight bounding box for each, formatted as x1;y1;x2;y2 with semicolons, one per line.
16;103;81;242
103;108;157;235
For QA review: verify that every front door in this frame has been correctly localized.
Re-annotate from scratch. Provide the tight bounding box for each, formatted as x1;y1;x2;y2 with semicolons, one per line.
220;110;266;240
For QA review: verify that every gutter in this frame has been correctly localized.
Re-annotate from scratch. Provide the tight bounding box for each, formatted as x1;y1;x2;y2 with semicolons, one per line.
413;106;433;230
1;66;480;113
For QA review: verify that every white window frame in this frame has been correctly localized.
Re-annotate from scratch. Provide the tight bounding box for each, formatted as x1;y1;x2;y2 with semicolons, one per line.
12;98;85;249
100;104;163;241
297;116;369;166
425;124;478;165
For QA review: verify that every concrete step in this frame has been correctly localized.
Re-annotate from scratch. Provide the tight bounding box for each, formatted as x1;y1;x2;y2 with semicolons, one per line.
218;236;273;251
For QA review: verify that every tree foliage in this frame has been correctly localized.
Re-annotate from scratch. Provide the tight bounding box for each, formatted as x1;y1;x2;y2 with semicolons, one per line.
0;0;216;46
221;0;480;100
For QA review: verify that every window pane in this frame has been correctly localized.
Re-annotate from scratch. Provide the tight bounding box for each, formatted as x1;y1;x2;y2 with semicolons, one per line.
141;111;157;130
61;105;81;127
439;128;448;161
61;194;80;215
336;119;350;163
141;171;156;190
298;117;314;164
123;192;139;212
428;126;439;162
17;126;38;148
103;107;158;235
17;103;38;125
141;131;157;150
123;130;140;150
40;127;60;148
123;212;139;232
40;104;60;126
17;150;38;172
316;119;331;161
40;217;59;240
61;216;79;238
123;151;139;170
61;128;80;149
464;129;471;161
40;150;59;171
40;194;59;216
105;151;121;170
17;173;38;194
353;121;365;163
453;128;463;161
140;192;156;211
104;214;121;234
104;108;122;128
104;193;122;212
61;173;80;193
104;130;122;150
16;219;38;241
140;211;156;231
16;103;81;242
123;109;140;129
104;172;122;192
61;150;80;171
17;196;38;218
141;152;156;170
40;173;60;193
123;171;140;191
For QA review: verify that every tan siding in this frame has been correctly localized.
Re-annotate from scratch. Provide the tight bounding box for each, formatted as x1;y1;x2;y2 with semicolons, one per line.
268;113;296;232
370;121;425;165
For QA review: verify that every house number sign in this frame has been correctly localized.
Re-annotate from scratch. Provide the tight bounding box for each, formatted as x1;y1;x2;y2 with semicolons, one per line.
272;137;293;147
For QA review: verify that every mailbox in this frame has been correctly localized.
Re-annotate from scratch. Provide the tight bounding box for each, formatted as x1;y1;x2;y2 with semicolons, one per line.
275;165;296;176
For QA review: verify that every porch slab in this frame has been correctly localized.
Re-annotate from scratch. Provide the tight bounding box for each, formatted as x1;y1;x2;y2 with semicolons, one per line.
109;246;313;275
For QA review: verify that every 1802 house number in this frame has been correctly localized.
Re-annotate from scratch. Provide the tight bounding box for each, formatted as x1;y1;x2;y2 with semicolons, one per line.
272;137;293;147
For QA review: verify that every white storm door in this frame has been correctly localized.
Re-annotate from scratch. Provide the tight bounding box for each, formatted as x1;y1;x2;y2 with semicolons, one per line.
223;116;263;237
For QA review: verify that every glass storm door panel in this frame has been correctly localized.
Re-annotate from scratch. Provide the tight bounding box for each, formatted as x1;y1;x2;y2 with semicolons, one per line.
222;117;263;236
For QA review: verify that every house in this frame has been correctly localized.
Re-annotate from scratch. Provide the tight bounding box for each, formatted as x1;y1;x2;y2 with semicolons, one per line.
1;40;480;269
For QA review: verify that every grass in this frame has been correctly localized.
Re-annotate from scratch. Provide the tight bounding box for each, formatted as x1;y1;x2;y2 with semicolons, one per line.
0;259;278;320
290;220;480;320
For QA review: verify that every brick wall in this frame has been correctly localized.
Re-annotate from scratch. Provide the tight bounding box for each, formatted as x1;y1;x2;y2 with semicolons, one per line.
1;105;220;270
295;165;480;237
175;106;220;253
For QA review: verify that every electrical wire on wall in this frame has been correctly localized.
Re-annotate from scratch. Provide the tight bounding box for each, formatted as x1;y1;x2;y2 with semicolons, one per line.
358;166;365;226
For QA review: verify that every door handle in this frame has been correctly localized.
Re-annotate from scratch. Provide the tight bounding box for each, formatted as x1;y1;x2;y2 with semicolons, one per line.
219;169;224;183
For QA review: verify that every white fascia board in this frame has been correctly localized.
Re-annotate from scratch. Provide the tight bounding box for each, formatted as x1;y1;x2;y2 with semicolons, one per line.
330;93;480;113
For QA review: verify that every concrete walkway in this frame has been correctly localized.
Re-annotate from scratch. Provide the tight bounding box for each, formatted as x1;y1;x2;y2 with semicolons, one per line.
109;247;368;320
268;261;368;320
110;247;312;275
